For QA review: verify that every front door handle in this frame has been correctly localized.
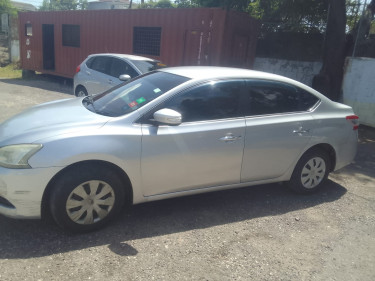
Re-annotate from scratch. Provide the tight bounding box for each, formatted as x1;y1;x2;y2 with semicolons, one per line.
220;134;242;143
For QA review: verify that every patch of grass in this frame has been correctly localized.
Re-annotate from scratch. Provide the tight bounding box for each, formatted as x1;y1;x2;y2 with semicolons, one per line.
0;62;22;79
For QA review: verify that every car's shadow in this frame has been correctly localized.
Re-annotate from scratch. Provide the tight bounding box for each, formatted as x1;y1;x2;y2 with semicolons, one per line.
0;75;73;95
0;180;346;259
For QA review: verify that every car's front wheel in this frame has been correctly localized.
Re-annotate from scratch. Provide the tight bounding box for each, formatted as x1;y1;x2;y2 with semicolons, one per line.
50;166;125;232
287;149;331;194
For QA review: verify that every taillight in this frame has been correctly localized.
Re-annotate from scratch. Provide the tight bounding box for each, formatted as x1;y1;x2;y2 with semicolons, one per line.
346;115;359;130
75;65;81;73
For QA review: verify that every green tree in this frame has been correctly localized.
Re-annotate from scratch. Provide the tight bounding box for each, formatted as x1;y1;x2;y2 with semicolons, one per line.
138;0;175;8
0;0;15;15
154;0;174;8
39;0;88;11
175;0;198;8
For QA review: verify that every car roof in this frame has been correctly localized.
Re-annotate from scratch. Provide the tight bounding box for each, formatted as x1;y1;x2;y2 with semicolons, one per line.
160;66;331;102
161;66;294;81
88;53;155;61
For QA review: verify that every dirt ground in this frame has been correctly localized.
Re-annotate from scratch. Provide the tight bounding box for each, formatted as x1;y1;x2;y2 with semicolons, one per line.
0;76;374;281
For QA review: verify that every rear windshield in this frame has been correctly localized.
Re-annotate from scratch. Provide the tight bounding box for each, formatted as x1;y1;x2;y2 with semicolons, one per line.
83;71;189;117
130;60;165;73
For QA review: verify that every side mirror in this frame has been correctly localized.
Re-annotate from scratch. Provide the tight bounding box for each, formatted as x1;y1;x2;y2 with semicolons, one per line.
119;74;131;81
153;108;182;126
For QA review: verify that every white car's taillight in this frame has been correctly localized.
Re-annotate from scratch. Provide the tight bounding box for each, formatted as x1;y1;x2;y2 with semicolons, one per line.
346;115;359;130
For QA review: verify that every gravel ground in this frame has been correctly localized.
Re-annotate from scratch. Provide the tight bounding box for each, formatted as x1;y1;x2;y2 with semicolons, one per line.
0;77;374;281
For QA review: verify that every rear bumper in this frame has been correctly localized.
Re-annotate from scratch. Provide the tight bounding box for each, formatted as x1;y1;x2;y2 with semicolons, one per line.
334;130;358;171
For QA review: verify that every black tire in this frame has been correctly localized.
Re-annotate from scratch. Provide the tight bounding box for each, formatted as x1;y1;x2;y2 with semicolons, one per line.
75;86;88;97
50;165;125;232
287;149;331;194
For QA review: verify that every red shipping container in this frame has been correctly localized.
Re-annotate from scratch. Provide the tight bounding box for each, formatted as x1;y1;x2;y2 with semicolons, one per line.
19;8;260;78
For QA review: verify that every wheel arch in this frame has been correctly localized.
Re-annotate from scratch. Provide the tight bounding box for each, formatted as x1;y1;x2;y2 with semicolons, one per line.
41;160;133;220
302;143;336;172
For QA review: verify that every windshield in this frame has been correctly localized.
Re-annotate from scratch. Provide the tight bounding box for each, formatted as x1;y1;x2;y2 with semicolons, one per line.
130;60;165;73
83;71;189;117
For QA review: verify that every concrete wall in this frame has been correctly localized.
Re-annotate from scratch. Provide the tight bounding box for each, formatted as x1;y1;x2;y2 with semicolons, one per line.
342;57;375;127
253;57;322;86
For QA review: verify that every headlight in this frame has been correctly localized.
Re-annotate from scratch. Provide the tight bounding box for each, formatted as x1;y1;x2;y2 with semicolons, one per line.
0;144;43;169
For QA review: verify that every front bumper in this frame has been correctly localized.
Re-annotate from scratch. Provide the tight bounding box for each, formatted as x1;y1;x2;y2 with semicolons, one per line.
0;166;62;219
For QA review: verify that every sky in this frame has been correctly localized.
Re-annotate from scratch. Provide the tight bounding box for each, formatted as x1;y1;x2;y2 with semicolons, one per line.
18;0;141;9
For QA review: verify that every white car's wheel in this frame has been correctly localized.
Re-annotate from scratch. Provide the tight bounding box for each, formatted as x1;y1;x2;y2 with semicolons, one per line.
50;165;125;232
75;86;88;97
288;149;331;193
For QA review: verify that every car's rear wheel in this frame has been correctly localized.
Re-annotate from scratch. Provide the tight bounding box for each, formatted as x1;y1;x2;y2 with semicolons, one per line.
75;86;88;97
50;166;125;232
287;149;330;194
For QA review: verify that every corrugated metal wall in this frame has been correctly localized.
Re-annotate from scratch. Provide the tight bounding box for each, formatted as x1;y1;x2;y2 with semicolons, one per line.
19;8;259;78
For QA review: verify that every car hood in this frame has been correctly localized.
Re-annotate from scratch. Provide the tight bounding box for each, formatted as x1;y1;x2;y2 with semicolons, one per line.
0;98;111;144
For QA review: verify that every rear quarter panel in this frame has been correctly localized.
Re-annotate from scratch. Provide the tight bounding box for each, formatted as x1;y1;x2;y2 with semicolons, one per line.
308;101;358;171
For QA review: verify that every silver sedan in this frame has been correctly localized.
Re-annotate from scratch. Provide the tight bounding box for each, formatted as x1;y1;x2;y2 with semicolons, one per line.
0;67;358;232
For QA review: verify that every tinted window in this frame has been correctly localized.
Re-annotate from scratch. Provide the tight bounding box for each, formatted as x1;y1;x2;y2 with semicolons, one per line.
243;80;319;116
161;80;243;123
109;58;138;78
86;57;95;68
84;72;190;117
90;56;111;75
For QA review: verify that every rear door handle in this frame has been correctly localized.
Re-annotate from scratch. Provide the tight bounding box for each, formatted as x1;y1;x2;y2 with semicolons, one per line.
220;134;242;142
293;127;310;135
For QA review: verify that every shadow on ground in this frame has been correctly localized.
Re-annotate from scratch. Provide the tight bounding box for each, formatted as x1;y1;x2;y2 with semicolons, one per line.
0;74;73;95
0;180;346;259
334;125;375;181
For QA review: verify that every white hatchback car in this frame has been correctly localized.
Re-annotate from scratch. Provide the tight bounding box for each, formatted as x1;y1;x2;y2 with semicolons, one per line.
0;67;358;232
73;53;164;97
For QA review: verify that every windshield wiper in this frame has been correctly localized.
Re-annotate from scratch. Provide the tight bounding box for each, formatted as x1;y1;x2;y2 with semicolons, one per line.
83;95;98;113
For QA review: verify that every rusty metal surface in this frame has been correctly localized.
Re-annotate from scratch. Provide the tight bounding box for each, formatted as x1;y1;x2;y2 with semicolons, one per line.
19;8;259;78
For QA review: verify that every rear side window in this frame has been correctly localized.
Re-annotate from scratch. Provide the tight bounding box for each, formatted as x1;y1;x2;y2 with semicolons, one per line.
243;80;319;116
86;57;95;68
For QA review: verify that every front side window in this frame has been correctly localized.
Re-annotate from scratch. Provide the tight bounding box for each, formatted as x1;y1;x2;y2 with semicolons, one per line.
243;80;319;116
110;58;138;78
84;71;190;117
161;80;243;123
62;24;80;47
